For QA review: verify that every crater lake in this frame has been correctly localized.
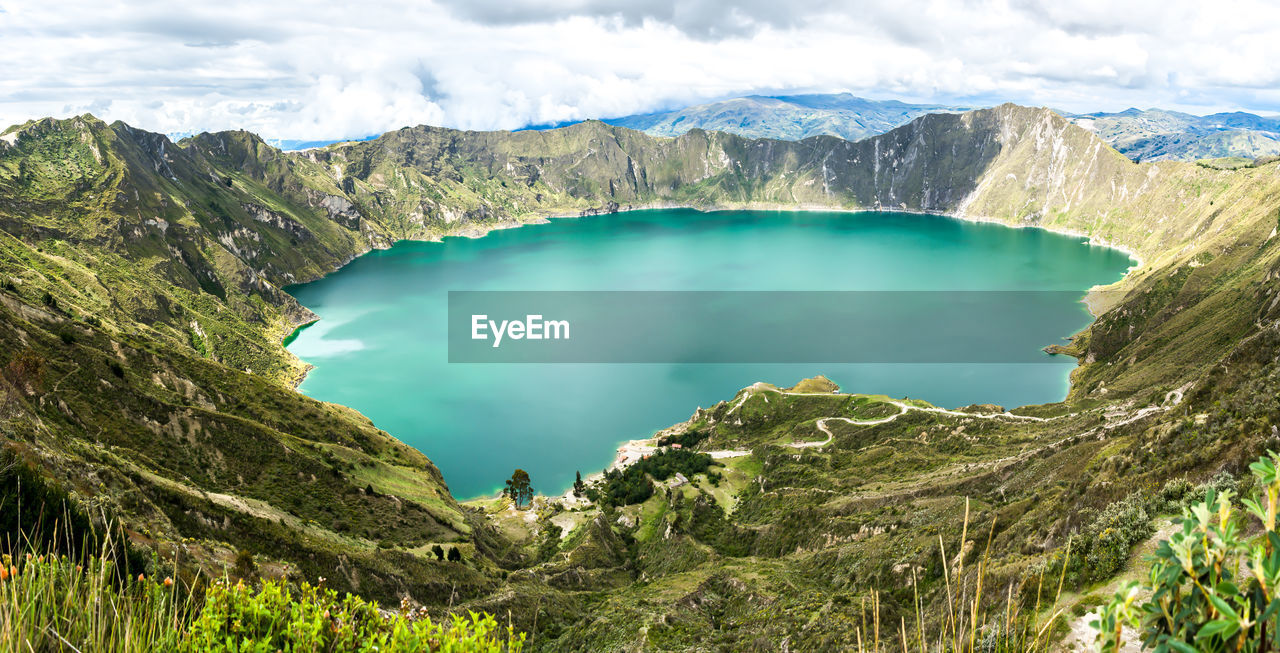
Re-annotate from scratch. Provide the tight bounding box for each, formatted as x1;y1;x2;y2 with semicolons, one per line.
284;209;1133;499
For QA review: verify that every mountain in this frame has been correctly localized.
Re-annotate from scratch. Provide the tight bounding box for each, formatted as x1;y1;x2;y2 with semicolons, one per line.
605;93;966;141
603;93;1280;163
3;105;1280;649
264;135;378;151
1069;107;1280;161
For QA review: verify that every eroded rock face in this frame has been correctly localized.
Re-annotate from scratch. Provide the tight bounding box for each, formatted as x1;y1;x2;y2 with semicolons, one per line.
320;194;362;229
242;203;310;241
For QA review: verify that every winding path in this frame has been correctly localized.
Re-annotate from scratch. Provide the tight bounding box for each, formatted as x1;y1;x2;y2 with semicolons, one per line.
709;391;1052;457
688;384;1184;462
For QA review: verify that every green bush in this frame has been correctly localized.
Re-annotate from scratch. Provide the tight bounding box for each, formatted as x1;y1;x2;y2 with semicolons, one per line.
1075;492;1155;585
1095;451;1280;652
185;579;521;652
656;428;708;449
589;448;713;506
0;529;524;651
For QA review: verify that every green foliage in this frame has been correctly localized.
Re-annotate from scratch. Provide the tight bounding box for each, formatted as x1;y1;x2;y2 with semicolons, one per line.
536;523;563;563
0;535;523;651
187;327;208;357
656;428;708;449
503;469;533;509
0;533;193;652
1096;451;1280;652
233;549;257;580
1068;492;1156;586
590;448;713;507
185;579;520;652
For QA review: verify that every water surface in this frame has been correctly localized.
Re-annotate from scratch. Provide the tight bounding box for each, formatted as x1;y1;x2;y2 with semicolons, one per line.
285;209;1132;498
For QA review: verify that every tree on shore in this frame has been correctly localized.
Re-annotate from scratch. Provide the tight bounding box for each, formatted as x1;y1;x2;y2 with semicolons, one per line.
504;469;534;509
573;471;586;497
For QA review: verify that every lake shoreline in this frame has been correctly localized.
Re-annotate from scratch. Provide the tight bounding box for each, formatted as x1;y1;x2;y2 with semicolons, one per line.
285;203;1136;494
281;201;1141;388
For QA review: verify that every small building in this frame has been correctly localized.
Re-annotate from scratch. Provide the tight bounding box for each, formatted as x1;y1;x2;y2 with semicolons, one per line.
668;472;688;488
671;443;683;449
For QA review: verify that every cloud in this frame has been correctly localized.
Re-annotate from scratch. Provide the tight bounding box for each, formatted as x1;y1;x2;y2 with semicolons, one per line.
0;0;1277;140
434;0;841;39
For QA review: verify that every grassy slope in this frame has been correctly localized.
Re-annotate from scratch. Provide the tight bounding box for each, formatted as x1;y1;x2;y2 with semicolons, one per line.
0;117;508;605
2;104;1279;648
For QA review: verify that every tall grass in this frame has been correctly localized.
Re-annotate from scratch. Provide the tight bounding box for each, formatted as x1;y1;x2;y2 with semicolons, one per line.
0;525;192;651
853;498;1073;653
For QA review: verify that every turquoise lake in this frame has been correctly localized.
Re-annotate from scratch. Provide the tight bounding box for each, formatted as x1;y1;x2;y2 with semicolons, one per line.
284;209;1133;499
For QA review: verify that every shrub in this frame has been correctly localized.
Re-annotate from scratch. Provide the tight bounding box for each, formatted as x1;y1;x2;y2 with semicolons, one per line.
1073;492;1154;585
657;428;709;449
185;579;521;652
591;448;714;506
1096;451;1280;652
537;524;563;563
0;536;524;651
232;548;257;579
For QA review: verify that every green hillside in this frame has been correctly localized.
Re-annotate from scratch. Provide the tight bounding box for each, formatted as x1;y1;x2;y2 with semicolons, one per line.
2;104;1279;649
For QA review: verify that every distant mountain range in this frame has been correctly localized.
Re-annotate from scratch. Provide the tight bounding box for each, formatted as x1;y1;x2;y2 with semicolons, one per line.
264;135;378;151
600;94;1280;162
1065;108;1280;161
603;93;966;142
172;95;1280;162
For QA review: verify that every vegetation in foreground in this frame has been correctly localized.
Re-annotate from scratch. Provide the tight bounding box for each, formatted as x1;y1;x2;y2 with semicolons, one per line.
0;535;524;652
1097;451;1280;652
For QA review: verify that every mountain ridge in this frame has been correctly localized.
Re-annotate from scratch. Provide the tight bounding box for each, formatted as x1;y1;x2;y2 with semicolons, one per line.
595;92;1280;162
604;93;966;142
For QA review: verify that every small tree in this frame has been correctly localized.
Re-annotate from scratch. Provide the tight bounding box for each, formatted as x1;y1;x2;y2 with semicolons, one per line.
431;544;444;561
573;471;586;497
503;469;534;509
447;547;462;563
233;548;258;580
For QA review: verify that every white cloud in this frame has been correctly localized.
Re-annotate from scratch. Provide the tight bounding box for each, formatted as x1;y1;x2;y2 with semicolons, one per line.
0;0;1277;139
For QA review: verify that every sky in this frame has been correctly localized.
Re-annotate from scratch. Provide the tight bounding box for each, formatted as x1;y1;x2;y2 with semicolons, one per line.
1;0;1279;140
